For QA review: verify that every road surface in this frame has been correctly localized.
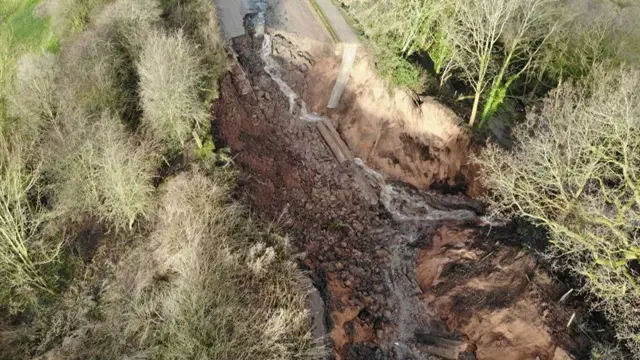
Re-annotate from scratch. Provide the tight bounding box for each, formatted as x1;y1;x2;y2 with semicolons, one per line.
216;0;333;43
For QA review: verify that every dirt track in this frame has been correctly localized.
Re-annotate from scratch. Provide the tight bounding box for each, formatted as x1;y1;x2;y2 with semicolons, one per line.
211;31;594;359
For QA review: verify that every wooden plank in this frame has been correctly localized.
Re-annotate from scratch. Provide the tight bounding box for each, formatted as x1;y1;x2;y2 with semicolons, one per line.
415;333;465;347
316;121;378;205
316;121;348;164
323;120;354;161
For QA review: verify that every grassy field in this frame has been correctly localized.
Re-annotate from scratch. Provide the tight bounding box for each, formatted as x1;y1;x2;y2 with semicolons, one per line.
0;0;57;126
0;0;322;358
0;0;54;48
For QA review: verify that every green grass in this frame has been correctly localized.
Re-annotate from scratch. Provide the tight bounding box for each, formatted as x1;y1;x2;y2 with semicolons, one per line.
1;0;56;51
1;0;57;130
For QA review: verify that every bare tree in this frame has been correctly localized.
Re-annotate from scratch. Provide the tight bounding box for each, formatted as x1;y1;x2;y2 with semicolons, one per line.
536;3;619;81
476;65;640;355
451;0;559;126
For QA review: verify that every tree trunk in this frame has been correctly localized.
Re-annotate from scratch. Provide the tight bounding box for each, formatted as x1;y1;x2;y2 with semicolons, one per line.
469;91;481;126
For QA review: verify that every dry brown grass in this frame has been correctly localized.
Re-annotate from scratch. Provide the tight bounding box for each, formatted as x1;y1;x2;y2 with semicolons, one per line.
29;169;323;359
142;171;321;359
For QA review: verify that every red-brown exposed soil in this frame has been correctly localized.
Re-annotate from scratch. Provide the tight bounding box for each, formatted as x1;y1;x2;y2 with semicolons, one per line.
295;41;477;195
416;226;590;360
213;33;592;360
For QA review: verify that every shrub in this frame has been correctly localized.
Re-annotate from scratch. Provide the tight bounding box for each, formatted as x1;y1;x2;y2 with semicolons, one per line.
0;135;61;313
56;29;130;117
373;47;424;91
159;0;226;98
46;111;156;230
93;0;161;56
50;0;112;37
590;343;627;360
138;30;208;147
6;52;58;139
57;0;160;121
476;65;640;355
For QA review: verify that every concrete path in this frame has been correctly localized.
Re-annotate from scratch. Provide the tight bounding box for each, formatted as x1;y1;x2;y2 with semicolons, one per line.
268;0;331;43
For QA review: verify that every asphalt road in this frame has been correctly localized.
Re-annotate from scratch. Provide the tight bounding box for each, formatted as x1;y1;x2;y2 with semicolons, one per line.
215;0;332;42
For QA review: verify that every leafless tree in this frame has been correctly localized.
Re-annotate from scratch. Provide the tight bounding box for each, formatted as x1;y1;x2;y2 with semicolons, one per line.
476;65;640;355
451;0;559;126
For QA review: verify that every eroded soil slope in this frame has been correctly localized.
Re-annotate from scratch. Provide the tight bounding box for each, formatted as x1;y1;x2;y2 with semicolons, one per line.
275;35;479;196
213;33;592;360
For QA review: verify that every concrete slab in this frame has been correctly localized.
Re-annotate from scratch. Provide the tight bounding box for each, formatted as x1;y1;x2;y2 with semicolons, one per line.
328;43;357;108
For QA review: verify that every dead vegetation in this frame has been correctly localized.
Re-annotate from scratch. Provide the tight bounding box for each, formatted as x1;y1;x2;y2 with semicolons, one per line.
0;0;320;358
23;170;323;359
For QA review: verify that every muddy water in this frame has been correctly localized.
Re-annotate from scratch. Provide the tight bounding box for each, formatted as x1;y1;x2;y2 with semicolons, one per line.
221;33;594;358
247;7;482;356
